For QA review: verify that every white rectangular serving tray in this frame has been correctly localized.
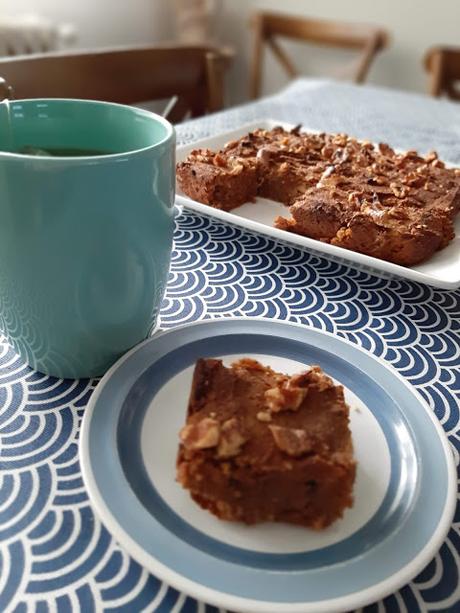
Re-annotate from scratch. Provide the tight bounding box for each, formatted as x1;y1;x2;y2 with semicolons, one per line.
176;120;460;289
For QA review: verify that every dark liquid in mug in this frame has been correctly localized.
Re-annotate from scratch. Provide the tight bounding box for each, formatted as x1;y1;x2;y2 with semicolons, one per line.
17;146;117;157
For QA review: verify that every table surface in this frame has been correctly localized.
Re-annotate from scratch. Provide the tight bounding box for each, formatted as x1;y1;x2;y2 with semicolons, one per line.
1;78;460;613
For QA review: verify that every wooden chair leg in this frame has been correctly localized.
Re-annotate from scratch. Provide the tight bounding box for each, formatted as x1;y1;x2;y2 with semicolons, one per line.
206;51;225;113
353;36;379;83
249;14;264;99
267;36;298;78
429;51;444;97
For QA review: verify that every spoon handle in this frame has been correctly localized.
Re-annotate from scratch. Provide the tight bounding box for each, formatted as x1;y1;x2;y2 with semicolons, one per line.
0;77;14;100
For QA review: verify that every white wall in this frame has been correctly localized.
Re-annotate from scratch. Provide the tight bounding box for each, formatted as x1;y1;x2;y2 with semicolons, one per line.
2;0;460;103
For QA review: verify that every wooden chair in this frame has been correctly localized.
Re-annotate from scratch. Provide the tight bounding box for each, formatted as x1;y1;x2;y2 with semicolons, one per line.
424;47;460;101
250;11;388;99
0;44;228;122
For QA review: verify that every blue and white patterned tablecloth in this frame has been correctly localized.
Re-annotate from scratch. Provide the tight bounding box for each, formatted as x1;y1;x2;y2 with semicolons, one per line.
1;79;460;612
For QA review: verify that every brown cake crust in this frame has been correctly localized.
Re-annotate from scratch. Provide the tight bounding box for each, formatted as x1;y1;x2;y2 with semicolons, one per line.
176;358;356;529
177;127;460;266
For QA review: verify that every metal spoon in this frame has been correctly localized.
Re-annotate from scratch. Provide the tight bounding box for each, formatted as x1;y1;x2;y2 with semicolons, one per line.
0;77;14;100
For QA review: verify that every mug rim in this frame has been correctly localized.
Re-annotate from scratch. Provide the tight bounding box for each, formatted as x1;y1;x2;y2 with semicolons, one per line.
0;97;175;161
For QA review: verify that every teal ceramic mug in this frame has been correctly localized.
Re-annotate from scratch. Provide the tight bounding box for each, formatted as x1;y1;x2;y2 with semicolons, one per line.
0;99;175;378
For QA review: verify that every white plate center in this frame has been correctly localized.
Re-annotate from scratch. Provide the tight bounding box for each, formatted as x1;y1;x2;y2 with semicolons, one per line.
140;354;391;554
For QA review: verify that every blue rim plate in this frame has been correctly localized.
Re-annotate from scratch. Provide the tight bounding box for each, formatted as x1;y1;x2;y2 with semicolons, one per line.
80;318;456;612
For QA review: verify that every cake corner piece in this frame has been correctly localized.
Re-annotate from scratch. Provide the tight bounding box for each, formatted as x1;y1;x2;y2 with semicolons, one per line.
176;148;258;211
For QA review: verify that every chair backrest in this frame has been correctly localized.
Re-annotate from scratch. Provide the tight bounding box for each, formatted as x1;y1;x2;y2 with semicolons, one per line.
0;44;226;122
250;11;388;99
424;47;460;101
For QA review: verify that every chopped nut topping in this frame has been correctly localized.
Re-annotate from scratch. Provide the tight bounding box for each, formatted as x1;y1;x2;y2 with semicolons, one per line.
180;417;220;450
402;173;424;188
213;153;226;167
363;204;385;219
348;191;363;203
332;134;348;147
230;163;244;175
299;366;335;391
425;151;438;163
402;150;418;158
256;147;272;163
265;383;307;412
217;418;247;459
378;142;394;156
269;425;314;457
321;144;335;159
256;411;272;422
390;183;409;198
388;207;408;220
264;366;333;413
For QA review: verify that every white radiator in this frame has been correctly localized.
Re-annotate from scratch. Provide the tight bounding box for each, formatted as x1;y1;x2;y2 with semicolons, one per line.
0;14;76;56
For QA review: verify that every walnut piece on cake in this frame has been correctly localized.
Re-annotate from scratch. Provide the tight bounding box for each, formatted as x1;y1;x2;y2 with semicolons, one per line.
176;358;356;529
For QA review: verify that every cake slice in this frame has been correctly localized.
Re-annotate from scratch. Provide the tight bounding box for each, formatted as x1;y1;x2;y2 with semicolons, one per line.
275;145;460;266
176;148;257;211
176;358;356;529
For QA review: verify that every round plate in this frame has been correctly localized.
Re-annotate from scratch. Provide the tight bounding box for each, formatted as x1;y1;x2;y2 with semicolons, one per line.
80;319;456;613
